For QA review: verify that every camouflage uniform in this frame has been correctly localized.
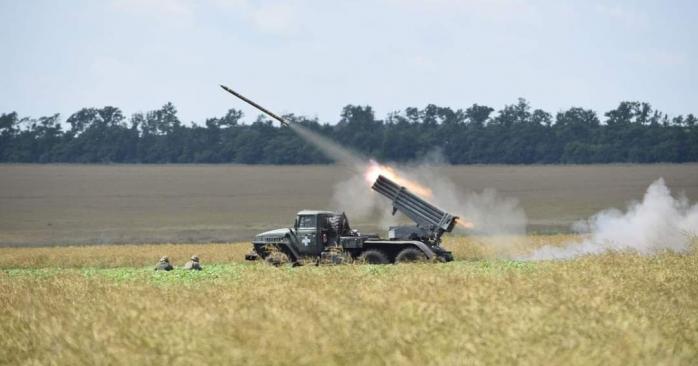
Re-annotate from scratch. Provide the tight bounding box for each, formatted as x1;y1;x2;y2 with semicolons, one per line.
183;255;202;270
154;256;174;271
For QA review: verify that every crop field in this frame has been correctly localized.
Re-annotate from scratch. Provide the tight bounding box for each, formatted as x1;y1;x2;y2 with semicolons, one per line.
1;236;697;365
1;164;697;364
1;164;697;246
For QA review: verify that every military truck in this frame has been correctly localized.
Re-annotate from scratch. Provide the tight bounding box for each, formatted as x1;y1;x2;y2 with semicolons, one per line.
245;175;457;265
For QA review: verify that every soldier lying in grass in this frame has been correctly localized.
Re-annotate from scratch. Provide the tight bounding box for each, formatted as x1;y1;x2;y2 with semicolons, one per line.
154;256;173;271
183;255;202;270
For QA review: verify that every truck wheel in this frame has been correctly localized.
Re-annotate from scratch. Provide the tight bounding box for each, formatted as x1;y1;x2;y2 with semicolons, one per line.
359;249;389;264
265;251;289;267
395;248;427;264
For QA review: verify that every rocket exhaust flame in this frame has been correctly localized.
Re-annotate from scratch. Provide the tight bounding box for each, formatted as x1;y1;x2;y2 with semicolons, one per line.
456;219;475;229
364;160;433;198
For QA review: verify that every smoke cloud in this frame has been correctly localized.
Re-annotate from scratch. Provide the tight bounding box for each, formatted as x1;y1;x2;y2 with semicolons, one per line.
408;163;527;236
330;172;401;229
330;153;528;241
526;178;698;260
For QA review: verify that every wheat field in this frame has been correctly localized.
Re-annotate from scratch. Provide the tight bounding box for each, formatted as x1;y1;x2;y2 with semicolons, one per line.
2;236;697;365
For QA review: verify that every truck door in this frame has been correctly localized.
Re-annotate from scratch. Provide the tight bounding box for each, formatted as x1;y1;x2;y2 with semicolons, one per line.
296;214;320;255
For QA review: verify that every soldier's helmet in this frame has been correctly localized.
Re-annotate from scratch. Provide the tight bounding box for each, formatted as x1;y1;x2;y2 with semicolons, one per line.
191;255;199;262
160;256;170;263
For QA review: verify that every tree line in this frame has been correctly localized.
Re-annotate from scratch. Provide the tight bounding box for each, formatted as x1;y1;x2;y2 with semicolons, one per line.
1;99;696;164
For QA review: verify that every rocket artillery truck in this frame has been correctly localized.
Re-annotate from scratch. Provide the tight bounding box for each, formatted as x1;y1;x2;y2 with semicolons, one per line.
219;84;457;264
245;174;457;265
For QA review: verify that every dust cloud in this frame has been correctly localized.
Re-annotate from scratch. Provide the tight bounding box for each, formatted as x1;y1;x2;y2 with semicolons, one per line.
526;178;698;260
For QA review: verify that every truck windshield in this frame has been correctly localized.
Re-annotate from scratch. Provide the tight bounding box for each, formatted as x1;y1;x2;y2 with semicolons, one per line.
298;215;316;228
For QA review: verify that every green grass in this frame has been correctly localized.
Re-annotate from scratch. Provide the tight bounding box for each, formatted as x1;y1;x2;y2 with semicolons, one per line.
3;260;537;285
2;241;697;365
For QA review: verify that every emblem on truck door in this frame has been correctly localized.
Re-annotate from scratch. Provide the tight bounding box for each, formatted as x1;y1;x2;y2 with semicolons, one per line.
302;236;311;246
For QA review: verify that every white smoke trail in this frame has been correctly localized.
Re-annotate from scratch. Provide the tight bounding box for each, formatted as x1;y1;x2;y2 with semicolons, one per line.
286;123;364;169
526;178;698;260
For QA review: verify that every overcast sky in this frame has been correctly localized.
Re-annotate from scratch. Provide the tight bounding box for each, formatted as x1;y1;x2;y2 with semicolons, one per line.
1;0;696;125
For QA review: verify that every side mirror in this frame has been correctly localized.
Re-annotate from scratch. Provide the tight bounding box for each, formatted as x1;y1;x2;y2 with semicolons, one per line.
294;218;299;229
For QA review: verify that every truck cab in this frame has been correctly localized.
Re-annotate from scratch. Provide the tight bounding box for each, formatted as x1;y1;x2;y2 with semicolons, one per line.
293;210;339;255
250;210;351;262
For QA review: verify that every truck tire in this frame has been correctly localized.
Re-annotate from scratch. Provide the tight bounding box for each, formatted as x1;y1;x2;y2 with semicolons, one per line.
359;249;389;264
265;251;290;267
395;247;427;264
